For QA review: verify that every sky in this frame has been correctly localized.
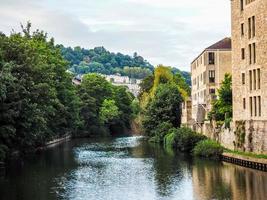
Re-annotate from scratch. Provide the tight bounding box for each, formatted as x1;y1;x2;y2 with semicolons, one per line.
0;0;231;71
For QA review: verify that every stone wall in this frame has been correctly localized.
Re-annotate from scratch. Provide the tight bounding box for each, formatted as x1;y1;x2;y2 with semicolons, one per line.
217;120;267;154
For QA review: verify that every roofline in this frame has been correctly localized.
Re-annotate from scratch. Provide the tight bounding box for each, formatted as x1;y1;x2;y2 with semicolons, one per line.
190;48;231;65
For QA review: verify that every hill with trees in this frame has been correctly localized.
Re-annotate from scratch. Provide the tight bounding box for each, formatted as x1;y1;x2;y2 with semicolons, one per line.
59;45;191;85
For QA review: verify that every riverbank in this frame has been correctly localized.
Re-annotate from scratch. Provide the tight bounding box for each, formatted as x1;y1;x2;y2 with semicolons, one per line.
222;152;267;172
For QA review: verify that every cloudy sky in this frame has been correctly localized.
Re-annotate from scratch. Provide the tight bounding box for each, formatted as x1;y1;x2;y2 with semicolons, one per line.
0;0;230;71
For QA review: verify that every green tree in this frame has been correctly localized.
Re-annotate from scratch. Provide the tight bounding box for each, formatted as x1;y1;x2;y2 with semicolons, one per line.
209;74;232;121
143;84;183;137
0;23;81;160
99;99;119;124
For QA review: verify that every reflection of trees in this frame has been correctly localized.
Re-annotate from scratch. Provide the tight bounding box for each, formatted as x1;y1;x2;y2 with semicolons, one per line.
130;140;192;197
192;159;267;200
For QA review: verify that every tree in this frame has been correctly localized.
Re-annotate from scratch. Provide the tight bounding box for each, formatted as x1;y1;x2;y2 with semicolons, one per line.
0;23;81;159
173;72;191;99
208;74;232;121
143;84;183;137
99;99;119;124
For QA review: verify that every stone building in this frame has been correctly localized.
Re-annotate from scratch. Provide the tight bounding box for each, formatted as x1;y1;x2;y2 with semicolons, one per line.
181;99;192;127
190;38;232;131
231;0;267;153
103;74;142;97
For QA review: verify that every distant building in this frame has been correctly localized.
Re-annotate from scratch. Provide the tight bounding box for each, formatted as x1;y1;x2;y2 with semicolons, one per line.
72;74;83;85
181;99;193;127
231;0;267;153
103;74;142;97
190;38;232;130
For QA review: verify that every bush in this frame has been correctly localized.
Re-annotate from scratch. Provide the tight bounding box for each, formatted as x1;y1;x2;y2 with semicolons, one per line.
173;127;207;152
150;122;173;143
193;139;224;159
164;131;176;148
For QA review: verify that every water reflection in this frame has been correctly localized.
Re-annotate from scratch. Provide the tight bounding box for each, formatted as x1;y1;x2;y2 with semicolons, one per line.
0;136;266;200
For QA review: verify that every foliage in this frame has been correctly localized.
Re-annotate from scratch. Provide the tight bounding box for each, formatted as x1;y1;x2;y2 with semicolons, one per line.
78;73;134;134
170;127;207;152
173;73;191;98
142;84;183;137
138;65;190;112
171;67;191;86
193;139;224;159
164;131;176;148
59;45;154;79
208;74;232;121
234;120;246;150
131;99;141;117
0;23;135;162
150;122;174;143
0;23;82;157
99;99;119;124
224;149;267;160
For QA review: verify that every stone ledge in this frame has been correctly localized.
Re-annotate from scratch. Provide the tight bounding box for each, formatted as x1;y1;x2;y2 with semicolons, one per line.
223;152;267;165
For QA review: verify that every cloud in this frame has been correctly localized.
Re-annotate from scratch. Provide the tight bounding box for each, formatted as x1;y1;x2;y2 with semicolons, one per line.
0;0;231;71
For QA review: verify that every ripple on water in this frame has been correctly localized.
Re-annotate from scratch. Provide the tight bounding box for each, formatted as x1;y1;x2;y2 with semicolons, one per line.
53;136;194;200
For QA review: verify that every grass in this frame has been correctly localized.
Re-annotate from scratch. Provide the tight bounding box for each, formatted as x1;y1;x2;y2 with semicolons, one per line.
224;149;267;159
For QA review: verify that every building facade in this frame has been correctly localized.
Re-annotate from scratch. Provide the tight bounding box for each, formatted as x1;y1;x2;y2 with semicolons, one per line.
103;74;142;97
191;38;232;127
231;0;267;153
181;99;192;126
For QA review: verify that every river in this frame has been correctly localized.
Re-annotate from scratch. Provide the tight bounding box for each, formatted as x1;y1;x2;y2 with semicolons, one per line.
0;136;267;200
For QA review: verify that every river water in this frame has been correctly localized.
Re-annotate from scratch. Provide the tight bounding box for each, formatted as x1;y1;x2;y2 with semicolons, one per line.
0;136;267;200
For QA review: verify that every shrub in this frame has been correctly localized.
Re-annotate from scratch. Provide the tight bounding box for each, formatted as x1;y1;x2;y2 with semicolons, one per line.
150;122;173;143
163;129;176;147
173;127;207;152
193;139;224;159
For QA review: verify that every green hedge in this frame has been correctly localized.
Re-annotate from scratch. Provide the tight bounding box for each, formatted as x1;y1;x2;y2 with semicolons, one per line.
164;127;207;152
193;139;224;159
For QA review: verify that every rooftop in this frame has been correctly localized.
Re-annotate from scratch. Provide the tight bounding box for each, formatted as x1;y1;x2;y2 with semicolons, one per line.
206;37;231;50
191;37;231;64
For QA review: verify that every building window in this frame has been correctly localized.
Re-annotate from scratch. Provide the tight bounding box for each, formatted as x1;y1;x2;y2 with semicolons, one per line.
250;97;253;117
253;43;256;64
243;98;246;109
241;23;244;36
209;70;215;83
252;16;255;37
258;96;261;117
254;96;257;116
240;0;244;11
253;69;256;90
257;69;260;89
242;73;245;84
241;48;245;60
249;70;252;90
248;17;251;39
203;72;206;84
248;44;252;64
209;89;216;94
208;52;215;65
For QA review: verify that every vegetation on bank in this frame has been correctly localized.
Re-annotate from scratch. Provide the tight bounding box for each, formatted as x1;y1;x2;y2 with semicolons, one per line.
224;149;267;160
0;23;135;162
208;74;232;127
193;140;224;159
138;66;224;159
138;66;190;141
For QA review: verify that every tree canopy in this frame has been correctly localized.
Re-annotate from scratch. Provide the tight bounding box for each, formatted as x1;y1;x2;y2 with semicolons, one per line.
59;45;154;79
0;23;135;162
208;74;232;121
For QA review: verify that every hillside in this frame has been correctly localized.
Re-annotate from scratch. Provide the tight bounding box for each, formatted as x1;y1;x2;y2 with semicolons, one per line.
59;45;191;85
